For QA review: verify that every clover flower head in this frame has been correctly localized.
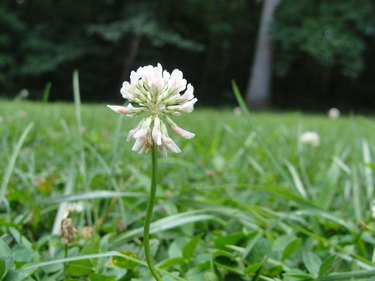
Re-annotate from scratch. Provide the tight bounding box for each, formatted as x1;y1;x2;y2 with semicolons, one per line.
328;107;340;119
108;63;197;155
299;131;320;147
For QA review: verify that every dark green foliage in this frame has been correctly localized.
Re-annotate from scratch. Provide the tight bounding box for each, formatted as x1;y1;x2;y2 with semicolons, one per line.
1;0;375;109
273;0;375;110
0;0;256;105
274;0;375;79
0;7;26;91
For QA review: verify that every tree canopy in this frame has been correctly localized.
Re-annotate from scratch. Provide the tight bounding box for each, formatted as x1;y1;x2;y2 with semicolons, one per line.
1;0;374;110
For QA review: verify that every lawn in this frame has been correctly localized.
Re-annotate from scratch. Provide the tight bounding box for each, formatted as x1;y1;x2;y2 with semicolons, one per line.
1;99;375;281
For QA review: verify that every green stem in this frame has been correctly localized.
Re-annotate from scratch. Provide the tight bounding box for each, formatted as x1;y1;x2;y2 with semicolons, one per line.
144;145;162;281
64;244;68;279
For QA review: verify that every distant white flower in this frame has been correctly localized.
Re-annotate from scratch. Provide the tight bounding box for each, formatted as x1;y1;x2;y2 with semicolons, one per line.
18;111;27;119
19;88;29;99
299;131;320;147
328;108;340;119
372;200;375;219
108;63;197;155
233;107;242;116
63;202;84;218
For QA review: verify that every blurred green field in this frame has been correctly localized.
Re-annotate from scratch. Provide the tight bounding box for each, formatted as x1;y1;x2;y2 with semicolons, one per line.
1;100;375;281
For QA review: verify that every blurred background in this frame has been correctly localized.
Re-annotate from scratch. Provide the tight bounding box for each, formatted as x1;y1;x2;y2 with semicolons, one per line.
1;0;375;111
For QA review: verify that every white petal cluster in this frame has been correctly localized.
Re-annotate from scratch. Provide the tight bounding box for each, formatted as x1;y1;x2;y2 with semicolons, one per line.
299;131;320;147
372;200;375;219
63;202;84;219
108;63;197;155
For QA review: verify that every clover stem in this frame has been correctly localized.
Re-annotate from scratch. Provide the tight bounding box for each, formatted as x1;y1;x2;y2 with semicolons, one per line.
144;144;162;281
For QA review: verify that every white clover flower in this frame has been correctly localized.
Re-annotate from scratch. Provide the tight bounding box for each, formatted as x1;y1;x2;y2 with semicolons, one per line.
328;107;340;119
68;202;84;213
299;131;320;147
63;202;84;219
233;107;242;116
108;63;197;155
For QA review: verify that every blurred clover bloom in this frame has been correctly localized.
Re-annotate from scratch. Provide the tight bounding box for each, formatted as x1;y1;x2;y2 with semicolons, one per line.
108;63;197;155
328;107;341;119
299;131;320;147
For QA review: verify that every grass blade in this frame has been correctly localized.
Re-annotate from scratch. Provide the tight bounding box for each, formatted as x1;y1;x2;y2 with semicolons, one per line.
21;251;187;281
286;161;308;199
0;123;33;211
362;140;373;200
42;82;52;103
231;80;291;185
306;269;375;281
44;190;143;205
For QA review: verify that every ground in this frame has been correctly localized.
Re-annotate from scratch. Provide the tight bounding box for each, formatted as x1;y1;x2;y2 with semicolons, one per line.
0;100;375;281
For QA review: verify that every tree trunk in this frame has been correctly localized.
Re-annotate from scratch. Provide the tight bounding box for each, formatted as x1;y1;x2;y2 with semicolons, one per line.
245;0;281;109
120;31;141;83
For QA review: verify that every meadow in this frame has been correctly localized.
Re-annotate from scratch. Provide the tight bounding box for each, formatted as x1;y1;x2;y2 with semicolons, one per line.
1;98;375;281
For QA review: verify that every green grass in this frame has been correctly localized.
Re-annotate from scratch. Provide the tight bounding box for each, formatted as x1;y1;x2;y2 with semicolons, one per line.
1;100;375;281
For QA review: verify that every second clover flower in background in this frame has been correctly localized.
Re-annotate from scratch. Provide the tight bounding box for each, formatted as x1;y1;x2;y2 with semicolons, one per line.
299;131;320;147
107;63;197;155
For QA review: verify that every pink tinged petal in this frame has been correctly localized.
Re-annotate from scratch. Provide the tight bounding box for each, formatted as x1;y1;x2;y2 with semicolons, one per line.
131;116;153;141
163;137;181;153
127;117;148;140
127;127;139;141
107;105;133;115
172;126;195;139
164;116;194;139
132;137;149;153
133;128;148;139
152;117;162;145
132;119;152;153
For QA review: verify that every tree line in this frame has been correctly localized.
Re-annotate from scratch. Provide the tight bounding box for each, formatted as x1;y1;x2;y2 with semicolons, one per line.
1;0;374;110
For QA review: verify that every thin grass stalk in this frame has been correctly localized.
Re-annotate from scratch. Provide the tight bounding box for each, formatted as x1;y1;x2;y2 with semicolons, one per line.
0;123;33;213
362;140;373;200
42;82;52;103
50;167;75;256
352;167;362;223
73;70;85;176
306;269;375;281
21;251;187;281
231;80;291;185
84;142;127;229
73;70;92;225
